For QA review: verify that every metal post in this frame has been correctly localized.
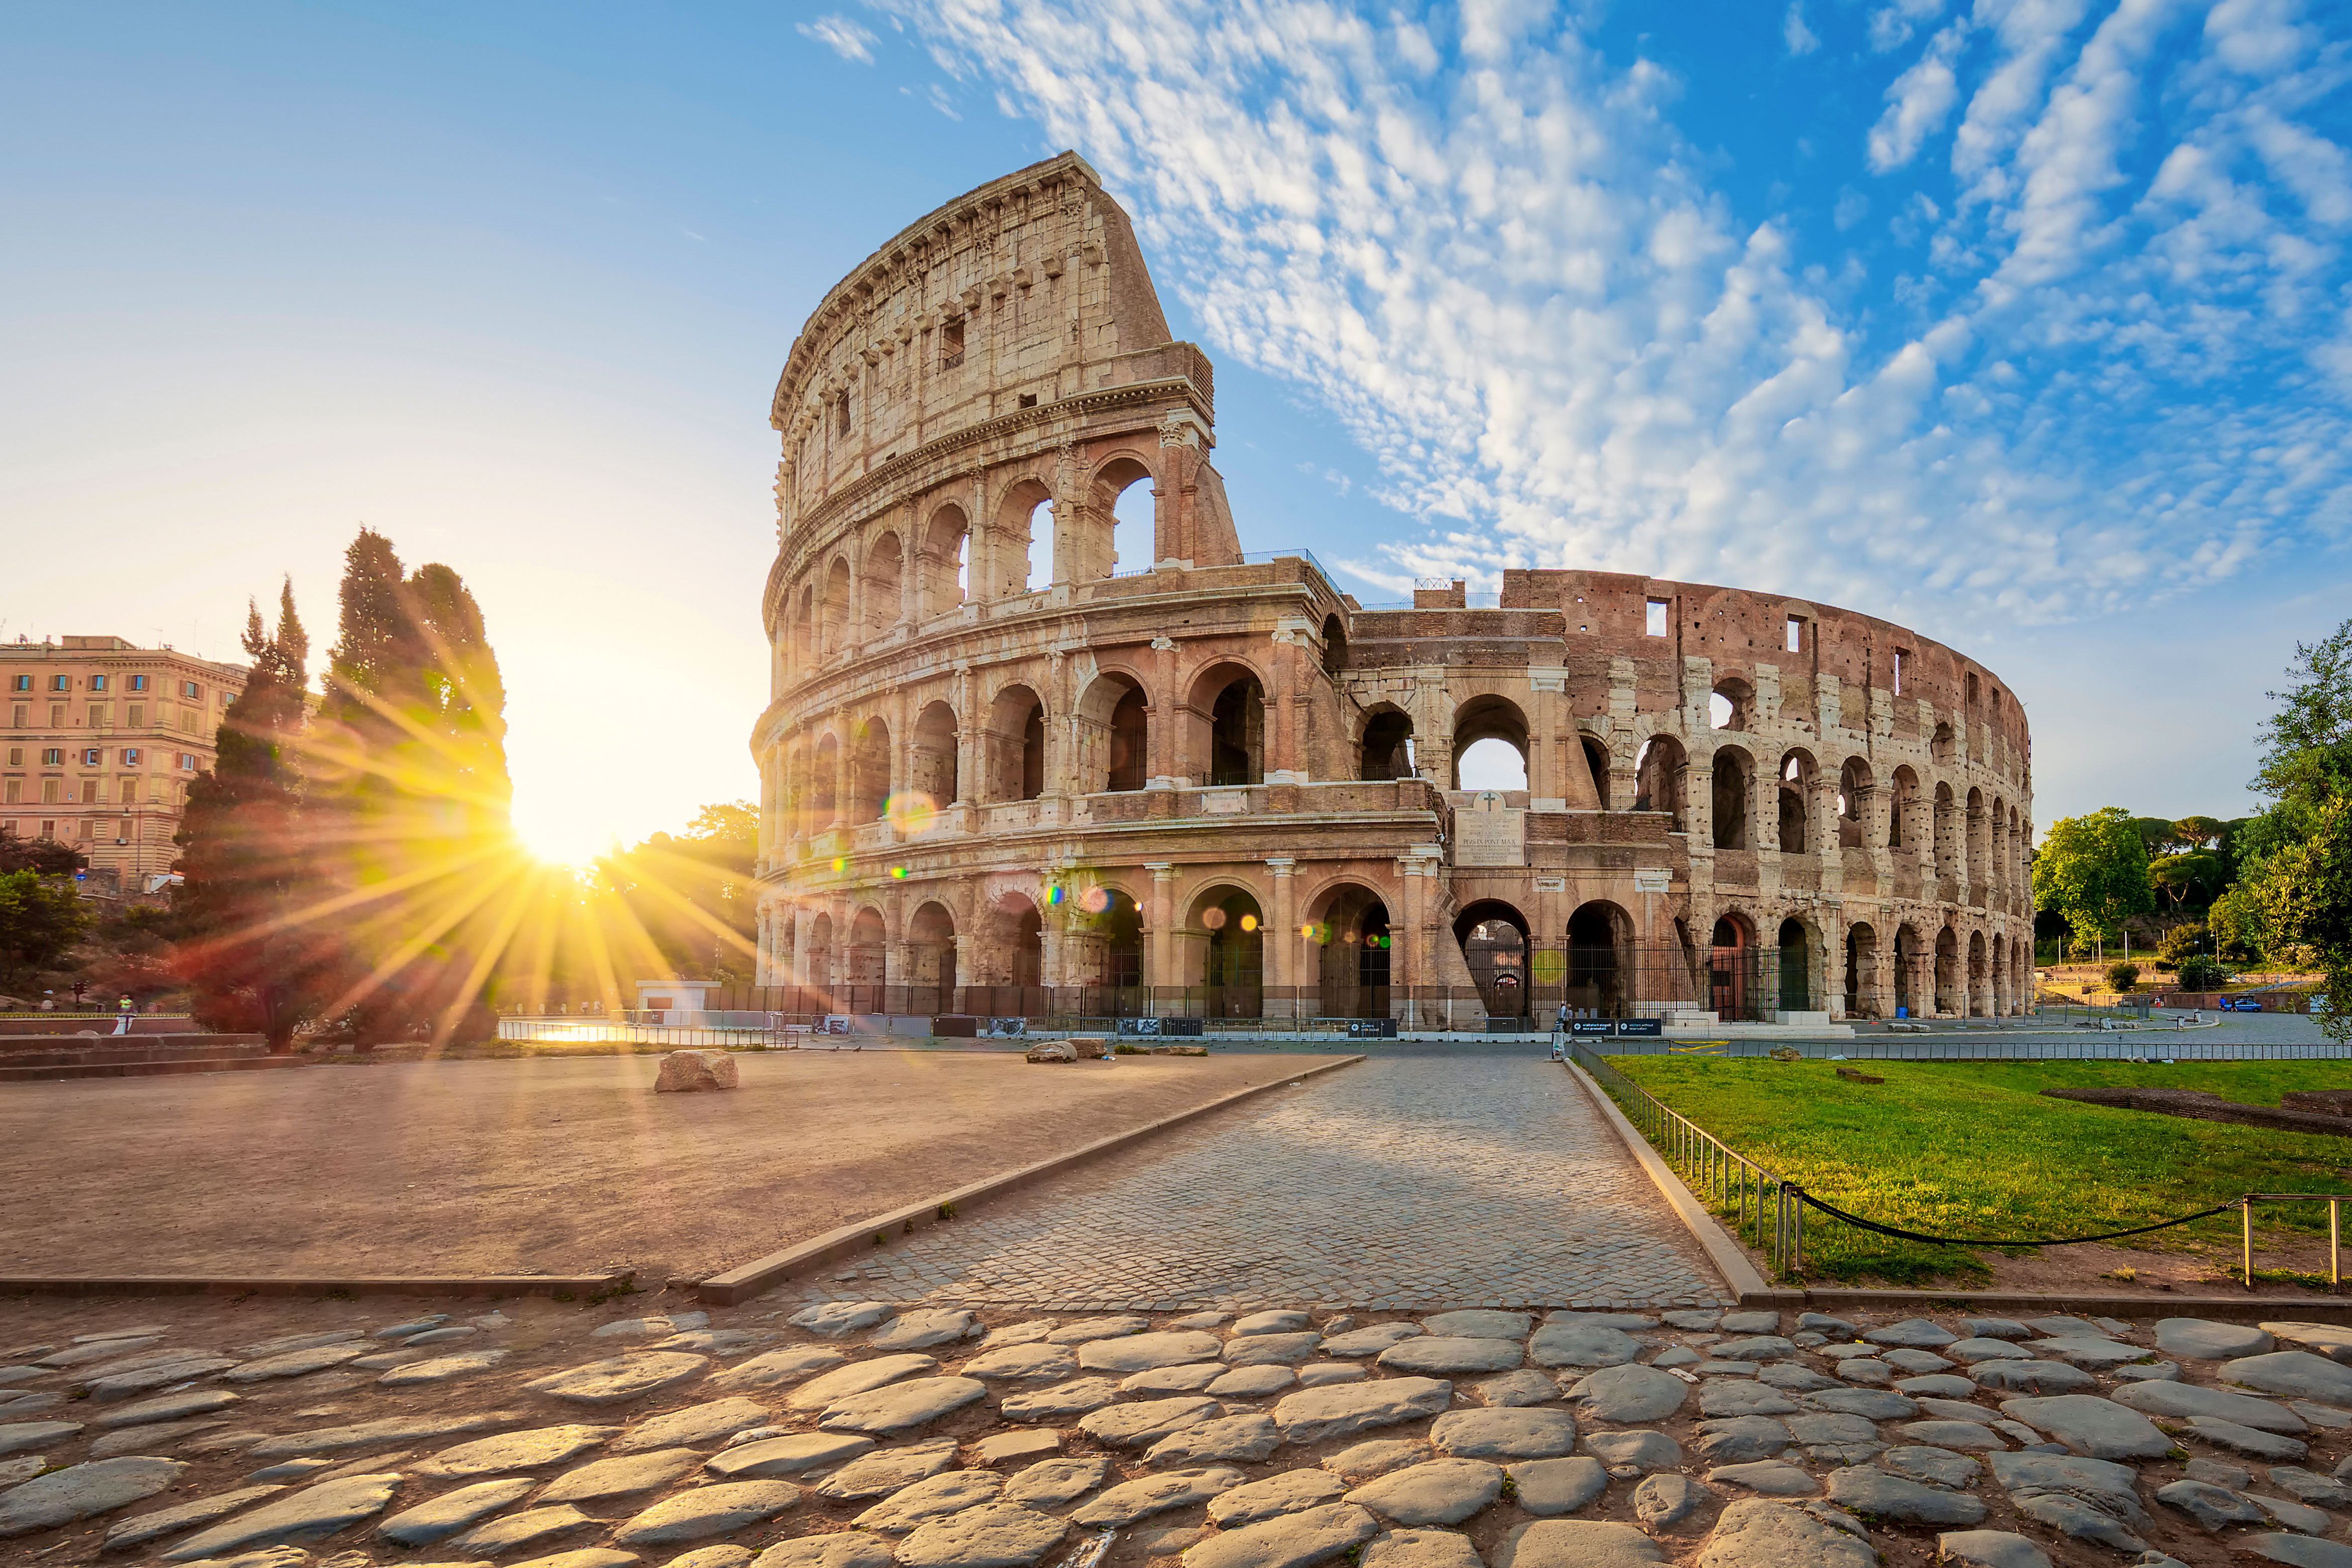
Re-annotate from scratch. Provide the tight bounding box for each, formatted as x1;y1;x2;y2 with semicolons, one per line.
2243;1196;2255;1292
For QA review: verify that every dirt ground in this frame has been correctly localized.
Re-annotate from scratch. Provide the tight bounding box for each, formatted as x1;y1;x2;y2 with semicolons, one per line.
0;1051;1347;1285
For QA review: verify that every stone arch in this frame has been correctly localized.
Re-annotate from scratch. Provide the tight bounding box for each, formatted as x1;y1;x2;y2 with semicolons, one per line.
920;502;970;617
1075;669;1150;793
863;531;904;638
809;732;840;827
821;555;852;654
1711;743;1755;850
1778;748;1817;853
994;474;1055;597
848;715;891;822
1187;660;1267;787
1565;899;1635;1018
1710;676;1754;732
1845;921;1880;1017
1633;734;1687;830
910;700;958;808
1186;882;1265;1019
1838;757;1874;849
906;900;958;1005
1321;613;1349;678
1452;694;1530;791
1454;899;1531;1020
1091;452;1156;581
986;683;1047;803
1360;705;1414;782
1307;879;1393;1019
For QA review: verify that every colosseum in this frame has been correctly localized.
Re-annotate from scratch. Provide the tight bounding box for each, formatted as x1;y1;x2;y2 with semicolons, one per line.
750;153;2035;1029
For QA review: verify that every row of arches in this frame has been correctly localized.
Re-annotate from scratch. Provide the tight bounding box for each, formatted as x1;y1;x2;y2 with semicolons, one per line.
781;457;1161;669
774;662;1275;833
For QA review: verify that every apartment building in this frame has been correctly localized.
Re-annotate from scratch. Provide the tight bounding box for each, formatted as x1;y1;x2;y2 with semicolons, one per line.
1;635;249;893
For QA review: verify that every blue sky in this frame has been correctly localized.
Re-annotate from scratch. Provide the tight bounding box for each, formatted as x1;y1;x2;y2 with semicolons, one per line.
2;1;2345;858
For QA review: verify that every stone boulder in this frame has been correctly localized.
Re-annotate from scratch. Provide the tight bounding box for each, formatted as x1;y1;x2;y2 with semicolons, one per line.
1025;1042;1078;1064
655;1050;739;1092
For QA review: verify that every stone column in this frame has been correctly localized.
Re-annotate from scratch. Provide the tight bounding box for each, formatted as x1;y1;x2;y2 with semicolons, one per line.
1265;857;1297;1018
1147;862;1178;997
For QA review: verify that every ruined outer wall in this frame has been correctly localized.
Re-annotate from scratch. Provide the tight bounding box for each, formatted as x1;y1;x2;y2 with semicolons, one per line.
751;157;2035;1023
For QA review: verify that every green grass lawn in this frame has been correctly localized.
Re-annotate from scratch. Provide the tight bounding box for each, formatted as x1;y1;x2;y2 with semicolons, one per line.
1608;1056;2352;1286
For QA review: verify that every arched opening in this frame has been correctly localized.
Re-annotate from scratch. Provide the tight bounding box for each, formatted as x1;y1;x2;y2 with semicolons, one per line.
1893;924;1921;1016
849;716;890;822
1778;751;1814;853
1360;709;1414;782
847;907;888;1005
1838;758;1872;849
1709;677;1753;731
1580;735;1612;810
1633;736;1687;830
1310;882;1392;1019
1711;748;1752;850
1454;900;1531;1020
1845;922;1879;1017
821;556;851;654
1075;673;1149;793
1189;665;1266;787
1099;458;1156;579
1565;901;1633;1018
1321;614;1349;677
987;685;1047;802
864;533;903;638
910;701;958;809
1198;888;1264;1018
1776;917;1812;1012
922;504;970;617
1079;886;1144;1010
906;901;957;1013
1936;927;1960;1015
810;734;839;827
1709;915;1752;1017
1453;696;1530;792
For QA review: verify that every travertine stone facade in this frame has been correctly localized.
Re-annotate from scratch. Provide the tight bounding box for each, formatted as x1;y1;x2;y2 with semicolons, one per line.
751;154;2033;1023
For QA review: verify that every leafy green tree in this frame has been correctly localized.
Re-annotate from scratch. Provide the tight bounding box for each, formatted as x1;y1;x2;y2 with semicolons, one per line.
2035;807;2155;959
309;529;515;1046
171;584;340;1051
0;868;90;990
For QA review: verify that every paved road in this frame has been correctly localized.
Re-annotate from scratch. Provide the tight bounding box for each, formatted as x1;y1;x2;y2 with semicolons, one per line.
791;1051;1730;1314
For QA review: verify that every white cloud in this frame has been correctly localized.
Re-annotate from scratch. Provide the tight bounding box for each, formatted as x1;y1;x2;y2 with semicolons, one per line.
1784;2;1821;56
880;0;2352;634
797;14;879;62
1868;22;1968;172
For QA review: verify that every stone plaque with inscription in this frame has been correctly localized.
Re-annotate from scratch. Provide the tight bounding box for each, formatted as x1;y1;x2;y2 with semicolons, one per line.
1455;793;1526;868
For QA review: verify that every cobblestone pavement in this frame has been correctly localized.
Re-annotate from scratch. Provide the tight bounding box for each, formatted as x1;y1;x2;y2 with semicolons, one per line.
802;1055;1731;1312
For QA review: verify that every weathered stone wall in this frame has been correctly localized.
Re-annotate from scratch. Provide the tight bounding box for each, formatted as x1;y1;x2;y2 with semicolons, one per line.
752;155;2035;1022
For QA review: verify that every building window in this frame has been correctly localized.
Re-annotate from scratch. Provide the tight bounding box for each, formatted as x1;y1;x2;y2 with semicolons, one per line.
90;675;107;692
42;748;62;765
1645;598;1669;636
129;675;147;692
51;675;69;692
127;703;143;727
181;681;200;700
1785;616;1804;653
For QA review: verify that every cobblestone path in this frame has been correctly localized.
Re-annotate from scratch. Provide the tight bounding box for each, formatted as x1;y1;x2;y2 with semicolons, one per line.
800;1055;1730;1312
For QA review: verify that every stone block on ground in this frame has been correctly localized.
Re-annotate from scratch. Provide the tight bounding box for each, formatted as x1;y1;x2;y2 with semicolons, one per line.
655;1049;739;1090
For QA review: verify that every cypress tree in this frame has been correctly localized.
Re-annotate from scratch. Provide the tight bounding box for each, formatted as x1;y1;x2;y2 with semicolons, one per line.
172;581;335;1051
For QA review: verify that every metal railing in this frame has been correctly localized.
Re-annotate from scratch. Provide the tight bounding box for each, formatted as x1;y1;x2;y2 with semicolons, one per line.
1569;1040;1807;1276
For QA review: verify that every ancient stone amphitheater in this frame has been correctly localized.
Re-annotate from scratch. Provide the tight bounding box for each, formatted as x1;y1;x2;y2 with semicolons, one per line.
751;154;2032;1026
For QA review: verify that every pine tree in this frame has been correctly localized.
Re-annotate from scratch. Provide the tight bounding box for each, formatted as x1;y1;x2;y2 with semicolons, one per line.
171;581;335;1050
311;529;516;1045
